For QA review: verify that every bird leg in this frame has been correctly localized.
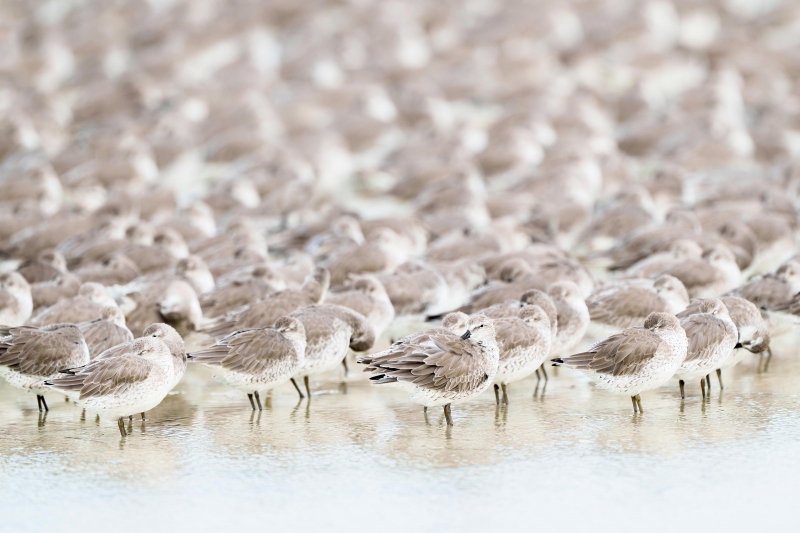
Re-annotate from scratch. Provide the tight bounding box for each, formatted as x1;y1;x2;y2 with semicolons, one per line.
443;403;453;426
304;375;311;399
129;415;133;421
679;380;685;399
290;378;305;399
540;364;548;382
501;383;509;405
117;417;127;437
535;368;541;383
342;358;349;376
247;393;256;410
716;368;724;389
423;406;427;413
39;395;49;412
706;374;711;391
635;395;643;413
36;395;42;412
141;412;145;421
763;348;773;372
631;396;638;413
700;377;706;399
253;391;263;411
494;384;500;405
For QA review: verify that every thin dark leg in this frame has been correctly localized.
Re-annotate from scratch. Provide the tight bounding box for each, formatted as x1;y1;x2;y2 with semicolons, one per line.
501;383;509;405
290;378;305;399
764;349;773;372
141;413;145;420
304;375;311;398
117;417;127;437
716;368;724;389
635;395;643;413
254;391;263;410
494;384;500;405
129;415;133;421
36;395;42;412
423;406;427;413
706;374;711;391
342;358;349;376
679;380;685;399
631;396;638;413
443;404;453;426
540;364;548;382
247;393;256;410
40;396;49;412
700;377;706;399
535;368;541;383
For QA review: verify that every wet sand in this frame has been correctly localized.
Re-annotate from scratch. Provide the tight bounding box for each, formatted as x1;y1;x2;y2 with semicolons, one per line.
2;334;800;532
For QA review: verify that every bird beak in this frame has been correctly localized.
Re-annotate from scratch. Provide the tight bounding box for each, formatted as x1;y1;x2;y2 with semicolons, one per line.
461;330;471;340
734;343;743;349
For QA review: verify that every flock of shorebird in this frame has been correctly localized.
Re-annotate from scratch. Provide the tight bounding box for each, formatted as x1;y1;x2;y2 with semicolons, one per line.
0;175;794;435
2;0;800;436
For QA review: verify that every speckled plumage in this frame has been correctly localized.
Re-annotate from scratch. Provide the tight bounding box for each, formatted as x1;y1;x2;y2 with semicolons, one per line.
188;316;306;397
46;337;174;420
0;324;90;399
493;305;552;388
359;314;499;409
554;313;687;398
676;299;738;380
290;304;375;384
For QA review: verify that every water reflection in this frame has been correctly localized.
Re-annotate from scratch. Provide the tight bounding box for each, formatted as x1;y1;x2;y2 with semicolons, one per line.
3;341;800;529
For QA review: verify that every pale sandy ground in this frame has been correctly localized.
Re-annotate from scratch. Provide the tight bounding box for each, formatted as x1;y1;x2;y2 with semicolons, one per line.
2;331;800;532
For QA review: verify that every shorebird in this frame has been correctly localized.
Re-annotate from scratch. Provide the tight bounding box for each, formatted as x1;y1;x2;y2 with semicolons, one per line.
0;324;90;411
45;337;174;436
380;261;448;315
586;275;689;338
728;260;800;336
548;281;590;356
188;316;306;409
479;288;559;332
358;314;499;425
719;296;770;383
322;228;404;287
0;272;33;326
201;268;328;338
599;210;702;271
552;312;688;413
30;273;81;314
492;305;552;404
326;275;395;341
17;249;68;284
675;299;738;399
657;244;741;298
478;288;558;383
289;304;375;398
625;239;703;278
29;282;118;326
73;253;142;286
122;279;202;337
98;324;187;388
200;265;286;318
78;306;134;358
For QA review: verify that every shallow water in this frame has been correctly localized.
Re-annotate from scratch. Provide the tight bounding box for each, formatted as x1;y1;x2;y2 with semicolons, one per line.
2;334;800;532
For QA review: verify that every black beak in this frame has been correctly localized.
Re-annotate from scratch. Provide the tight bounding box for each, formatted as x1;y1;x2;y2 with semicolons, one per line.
734;343;743;349
461;330;471;340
